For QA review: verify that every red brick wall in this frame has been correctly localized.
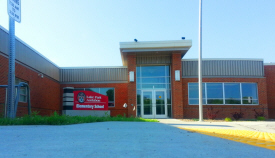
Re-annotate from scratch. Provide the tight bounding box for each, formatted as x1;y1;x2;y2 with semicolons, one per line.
182;78;268;119
171;53;183;118
265;65;275;119
60;83;128;117
0;54;61;117
126;54;137;117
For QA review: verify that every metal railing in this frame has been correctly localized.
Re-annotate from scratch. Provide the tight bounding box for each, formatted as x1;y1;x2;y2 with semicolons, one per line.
0;82;31;118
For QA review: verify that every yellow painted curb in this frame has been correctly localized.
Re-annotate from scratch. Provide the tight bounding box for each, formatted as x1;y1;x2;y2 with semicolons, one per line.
179;127;275;150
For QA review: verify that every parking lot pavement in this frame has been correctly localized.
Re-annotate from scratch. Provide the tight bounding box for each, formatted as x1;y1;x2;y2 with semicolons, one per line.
1;122;275;158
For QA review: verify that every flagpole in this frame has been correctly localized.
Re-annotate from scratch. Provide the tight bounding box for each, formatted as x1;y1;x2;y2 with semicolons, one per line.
198;0;203;122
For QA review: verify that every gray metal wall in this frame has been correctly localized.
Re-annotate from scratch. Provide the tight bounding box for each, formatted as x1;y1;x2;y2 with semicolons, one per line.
0;26;59;81
182;59;264;78
60;67;128;83
136;54;171;65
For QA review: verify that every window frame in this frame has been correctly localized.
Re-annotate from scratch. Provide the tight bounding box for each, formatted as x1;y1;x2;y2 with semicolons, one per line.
188;82;259;105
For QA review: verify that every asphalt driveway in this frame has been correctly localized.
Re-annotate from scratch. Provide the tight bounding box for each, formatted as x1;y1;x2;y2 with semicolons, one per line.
0;122;274;158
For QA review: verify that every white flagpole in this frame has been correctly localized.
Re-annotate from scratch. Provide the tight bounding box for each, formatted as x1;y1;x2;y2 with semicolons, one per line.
198;0;203;122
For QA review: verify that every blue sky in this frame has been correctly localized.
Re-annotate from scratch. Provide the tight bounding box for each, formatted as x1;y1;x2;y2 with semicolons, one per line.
0;0;274;67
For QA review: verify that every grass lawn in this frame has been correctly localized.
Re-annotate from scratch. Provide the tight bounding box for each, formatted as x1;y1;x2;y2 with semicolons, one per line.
0;112;158;125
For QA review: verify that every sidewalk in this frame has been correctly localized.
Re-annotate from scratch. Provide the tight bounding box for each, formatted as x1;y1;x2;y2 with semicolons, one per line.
158;119;275;133
158;119;275;150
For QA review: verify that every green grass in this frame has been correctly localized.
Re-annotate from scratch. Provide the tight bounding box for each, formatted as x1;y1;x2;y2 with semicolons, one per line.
0;112;158;125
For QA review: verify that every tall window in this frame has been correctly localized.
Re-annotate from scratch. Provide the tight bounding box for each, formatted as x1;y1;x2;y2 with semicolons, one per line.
136;65;170;89
74;88;115;107
188;83;258;105
15;78;27;103
136;65;171;117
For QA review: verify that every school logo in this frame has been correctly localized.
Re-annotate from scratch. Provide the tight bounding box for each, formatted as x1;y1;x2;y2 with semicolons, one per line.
77;92;86;103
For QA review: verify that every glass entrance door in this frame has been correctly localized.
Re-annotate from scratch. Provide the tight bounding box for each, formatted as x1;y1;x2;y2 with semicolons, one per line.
141;90;167;119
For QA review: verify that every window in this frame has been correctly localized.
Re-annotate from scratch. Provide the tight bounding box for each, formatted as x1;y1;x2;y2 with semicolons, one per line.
188;83;206;104
136;65;170;90
15;78;27;103
242;83;258;104
188;83;258;105
207;83;223;104
74;88;115;107
224;83;241;104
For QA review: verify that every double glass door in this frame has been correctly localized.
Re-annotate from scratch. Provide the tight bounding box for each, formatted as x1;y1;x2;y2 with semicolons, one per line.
141;90;167;119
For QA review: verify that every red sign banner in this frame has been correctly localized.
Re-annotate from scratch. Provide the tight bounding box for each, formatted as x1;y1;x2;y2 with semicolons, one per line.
73;91;108;110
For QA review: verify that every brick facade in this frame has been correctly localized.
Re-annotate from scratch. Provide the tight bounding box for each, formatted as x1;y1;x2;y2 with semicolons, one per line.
1;50;275;119
265;65;275;119
60;83;128;117
171;53;184;118
182;78;268;119
0;53;60;117
126;54;137;117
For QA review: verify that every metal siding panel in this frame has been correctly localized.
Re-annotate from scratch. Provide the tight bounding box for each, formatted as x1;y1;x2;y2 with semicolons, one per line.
210;61;214;75
230;60;234;76
235;61;240;76
217;60;221;76
254;62;258;76
193;61;198;76
181;59;264;77
136;55;171;65
0;28;9;55
247;61;250;74
225;60;230;76
248;61;252;76
220;61;223;75
1;28;60;81
60;68;128;82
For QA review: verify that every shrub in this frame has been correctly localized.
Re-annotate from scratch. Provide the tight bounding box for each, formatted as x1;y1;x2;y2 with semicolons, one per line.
224;117;232;122
31;111;40;117
253;108;265;119
207;106;220;120
231;109;244;120
116;114;123;118
257;116;265;121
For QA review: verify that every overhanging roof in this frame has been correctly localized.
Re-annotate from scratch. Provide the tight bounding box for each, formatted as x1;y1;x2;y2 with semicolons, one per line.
120;40;192;66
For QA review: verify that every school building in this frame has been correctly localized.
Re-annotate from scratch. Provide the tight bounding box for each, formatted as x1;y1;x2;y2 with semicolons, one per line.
1;26;275;119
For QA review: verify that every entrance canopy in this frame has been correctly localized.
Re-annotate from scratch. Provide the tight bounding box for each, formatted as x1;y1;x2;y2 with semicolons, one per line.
120;40;192;66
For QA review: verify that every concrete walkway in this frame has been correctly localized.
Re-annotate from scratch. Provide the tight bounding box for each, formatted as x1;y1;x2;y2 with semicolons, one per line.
158;119;275;133
159;119;275;150
1;121;275;158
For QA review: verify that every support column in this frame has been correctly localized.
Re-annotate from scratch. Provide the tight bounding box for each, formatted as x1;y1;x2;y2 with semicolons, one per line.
127;54;137;117
7;18;16;118
171;53;183;118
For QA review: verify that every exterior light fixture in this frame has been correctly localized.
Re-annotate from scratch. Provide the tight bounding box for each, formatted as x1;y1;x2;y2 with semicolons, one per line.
129;71;134;82
175;70;180;81
38;73;44;78
123;103;127;108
